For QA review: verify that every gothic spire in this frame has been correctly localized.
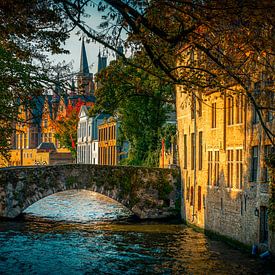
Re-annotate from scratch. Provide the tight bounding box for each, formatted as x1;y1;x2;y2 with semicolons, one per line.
97;50;107;73
80;38;89;74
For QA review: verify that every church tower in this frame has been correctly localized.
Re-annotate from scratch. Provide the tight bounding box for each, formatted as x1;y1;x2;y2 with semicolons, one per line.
77;39;94;95
95;50;108;91
97;50;107;73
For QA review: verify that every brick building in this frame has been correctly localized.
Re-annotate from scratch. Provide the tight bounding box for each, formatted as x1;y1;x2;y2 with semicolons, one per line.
98;117;128;165
176;85;274;252
0;40;95;167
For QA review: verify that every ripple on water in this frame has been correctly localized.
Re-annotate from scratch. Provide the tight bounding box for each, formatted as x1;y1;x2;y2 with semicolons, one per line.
0;190;274;274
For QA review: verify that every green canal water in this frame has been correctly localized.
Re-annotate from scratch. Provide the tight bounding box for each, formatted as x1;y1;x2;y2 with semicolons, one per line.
0;190;274;274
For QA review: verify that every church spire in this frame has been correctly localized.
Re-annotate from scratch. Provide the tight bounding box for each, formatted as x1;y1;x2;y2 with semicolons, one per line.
79;38;89;74
97;50;107;73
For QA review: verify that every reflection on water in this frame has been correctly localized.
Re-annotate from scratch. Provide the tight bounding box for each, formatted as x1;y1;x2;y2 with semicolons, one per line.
0;190;274;274
24;190;133;222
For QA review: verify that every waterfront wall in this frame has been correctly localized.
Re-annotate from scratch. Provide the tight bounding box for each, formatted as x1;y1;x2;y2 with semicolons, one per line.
0;164;181;220
176;88;274;254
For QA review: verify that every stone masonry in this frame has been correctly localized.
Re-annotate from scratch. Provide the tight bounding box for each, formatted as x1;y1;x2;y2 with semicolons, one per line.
176;87;275;254
0;164;181;220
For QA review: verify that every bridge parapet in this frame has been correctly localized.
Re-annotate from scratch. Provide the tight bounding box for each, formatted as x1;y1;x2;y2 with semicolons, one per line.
0;164;181;219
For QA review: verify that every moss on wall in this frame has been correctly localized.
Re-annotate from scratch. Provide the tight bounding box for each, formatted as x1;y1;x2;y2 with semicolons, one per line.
0;164;181;220
66;175;78;187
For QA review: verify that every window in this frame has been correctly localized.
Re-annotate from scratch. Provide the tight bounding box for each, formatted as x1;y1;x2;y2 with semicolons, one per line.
186;177;190;201
198;186;202;211
252;106;259;124
19;134;23;148
190;186;194;206
191;133;195;170
227;97;234;125
264;145;272;182
198;92;202;117
214;151;220;186
236;95;243;124
99;129;101;141
198;132;203;170
24;133;27;148
266;110;273;122
191;95;195;119
184;134;187;169
87;145;90;164
84;123;86;137
44;119;48;128
251;146;258;182
211;103;216;128
236;149;243;189
113;126;116;139
16;134;19;149
227;150;234;187
34;132;38;146
260;206;268;243
208;151;213;185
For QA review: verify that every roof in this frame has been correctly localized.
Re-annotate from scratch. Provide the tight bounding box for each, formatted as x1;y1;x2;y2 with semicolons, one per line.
37;142;56;151
30;96;45;126
80;39;90;74
69;94;96;103
94;113;111;120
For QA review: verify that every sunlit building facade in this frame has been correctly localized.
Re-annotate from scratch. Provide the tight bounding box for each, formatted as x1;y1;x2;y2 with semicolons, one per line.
176;84;274;252
77;105;109;164
98;117;119;166
0;40;96;167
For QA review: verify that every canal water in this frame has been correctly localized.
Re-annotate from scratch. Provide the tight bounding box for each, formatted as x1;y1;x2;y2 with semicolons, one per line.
0;190;274;274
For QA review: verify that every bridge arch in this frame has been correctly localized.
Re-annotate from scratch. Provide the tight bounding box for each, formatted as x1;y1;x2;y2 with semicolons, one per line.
0;164;181;220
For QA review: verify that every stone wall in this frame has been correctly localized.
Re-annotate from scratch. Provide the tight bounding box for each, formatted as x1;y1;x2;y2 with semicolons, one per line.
176;88;274;254
0;164;181;220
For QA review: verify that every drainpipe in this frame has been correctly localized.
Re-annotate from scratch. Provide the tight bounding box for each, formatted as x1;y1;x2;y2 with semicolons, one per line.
192;92;197;222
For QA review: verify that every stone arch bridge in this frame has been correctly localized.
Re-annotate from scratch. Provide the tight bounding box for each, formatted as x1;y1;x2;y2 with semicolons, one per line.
0;164;181;220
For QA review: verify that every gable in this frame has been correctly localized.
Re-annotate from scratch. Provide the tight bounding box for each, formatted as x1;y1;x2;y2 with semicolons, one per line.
78;105;89;118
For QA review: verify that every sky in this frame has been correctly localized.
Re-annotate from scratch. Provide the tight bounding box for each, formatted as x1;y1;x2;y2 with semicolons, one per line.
50;32;106;76
49;2;116;76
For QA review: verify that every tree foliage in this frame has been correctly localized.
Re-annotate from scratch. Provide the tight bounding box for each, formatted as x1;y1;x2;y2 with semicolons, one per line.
93;56;174;166
50;100;84;159
59;0;275;144
0;0;70;158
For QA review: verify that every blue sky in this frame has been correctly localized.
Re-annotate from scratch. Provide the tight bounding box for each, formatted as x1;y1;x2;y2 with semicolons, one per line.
51;33;104;75
49;2;116;76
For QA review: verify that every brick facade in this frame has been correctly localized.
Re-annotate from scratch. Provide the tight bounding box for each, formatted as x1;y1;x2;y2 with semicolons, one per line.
176;88;274;252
